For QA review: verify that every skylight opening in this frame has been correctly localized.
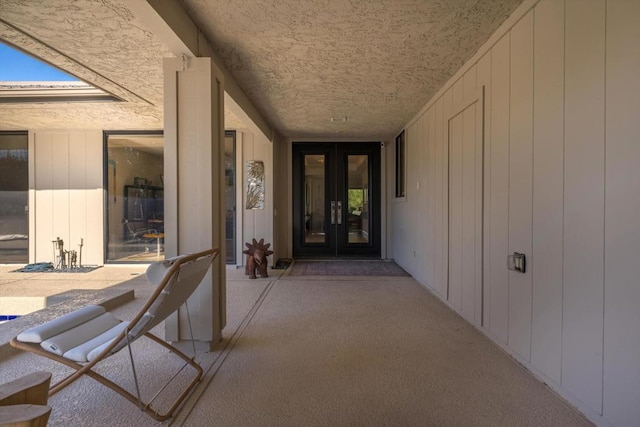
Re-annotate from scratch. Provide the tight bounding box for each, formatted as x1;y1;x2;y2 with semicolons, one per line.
0;41;119;103
0;41;79;82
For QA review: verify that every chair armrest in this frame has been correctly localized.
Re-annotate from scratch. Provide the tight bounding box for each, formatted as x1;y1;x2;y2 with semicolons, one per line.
0;404;52;426
0;372;51;406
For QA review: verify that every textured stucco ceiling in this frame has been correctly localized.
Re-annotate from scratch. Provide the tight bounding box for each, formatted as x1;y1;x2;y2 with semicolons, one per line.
0;0;247;131
180;0;524;139
0;0;169;130
0;0;524;140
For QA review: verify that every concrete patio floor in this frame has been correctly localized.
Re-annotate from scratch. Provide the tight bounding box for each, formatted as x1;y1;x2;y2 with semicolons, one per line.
0;263;279;426
0;263;592;426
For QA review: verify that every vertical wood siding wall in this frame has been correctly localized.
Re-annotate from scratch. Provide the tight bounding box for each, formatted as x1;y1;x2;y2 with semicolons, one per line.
389;0;640;425
29;127;270;268
31;130;103;266
241;131;274;258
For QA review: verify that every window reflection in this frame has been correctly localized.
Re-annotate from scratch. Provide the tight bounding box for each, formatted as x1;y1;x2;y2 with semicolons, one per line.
224;132;236;264
304;154;326;244
347;155;369;244
0;132;29;263
105;132;164;262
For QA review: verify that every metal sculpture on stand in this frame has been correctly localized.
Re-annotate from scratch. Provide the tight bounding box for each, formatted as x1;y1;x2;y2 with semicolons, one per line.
50;237;84;271
52;238;66;270
69;250;78;269
78;238;83;268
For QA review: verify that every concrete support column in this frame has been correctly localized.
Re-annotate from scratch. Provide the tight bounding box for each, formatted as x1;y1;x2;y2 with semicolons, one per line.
163;56;226;350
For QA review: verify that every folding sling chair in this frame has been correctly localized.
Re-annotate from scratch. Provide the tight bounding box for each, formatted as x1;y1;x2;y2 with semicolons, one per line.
10;248;219;421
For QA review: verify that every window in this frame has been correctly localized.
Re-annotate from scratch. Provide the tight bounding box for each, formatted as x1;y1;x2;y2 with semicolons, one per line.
104;131;164;262
0;131;29;263
395;130;406;198
224;131;236;264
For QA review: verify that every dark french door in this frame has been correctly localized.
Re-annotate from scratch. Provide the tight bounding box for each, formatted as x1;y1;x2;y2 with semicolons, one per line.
293;142;381;258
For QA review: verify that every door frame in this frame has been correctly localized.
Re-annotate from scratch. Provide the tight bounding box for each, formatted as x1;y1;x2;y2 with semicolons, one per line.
292;142;381;258
446;86;485;326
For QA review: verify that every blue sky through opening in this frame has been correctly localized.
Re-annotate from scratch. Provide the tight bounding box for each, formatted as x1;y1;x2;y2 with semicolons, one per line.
0;42;79;81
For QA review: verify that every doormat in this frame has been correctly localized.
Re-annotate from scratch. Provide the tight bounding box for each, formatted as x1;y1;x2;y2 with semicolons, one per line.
289;260;410;277
273;258;293;270
12;262;100;273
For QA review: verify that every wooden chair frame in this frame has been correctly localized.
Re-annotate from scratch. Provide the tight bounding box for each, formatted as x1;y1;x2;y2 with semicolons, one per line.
10;248;219;422
0;371;52;427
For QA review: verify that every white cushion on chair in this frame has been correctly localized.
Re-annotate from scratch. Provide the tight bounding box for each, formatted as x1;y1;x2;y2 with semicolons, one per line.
64;321;130;363
17;305;106;343
85;323;135;362
145;255;185;285
40;312;121;356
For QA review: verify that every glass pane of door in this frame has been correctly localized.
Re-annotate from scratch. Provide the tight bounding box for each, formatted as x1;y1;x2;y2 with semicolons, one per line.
293;142;380;258
0;132;29;263
347;155;369;244
224;131;236;264
105;132;164;262
304;154;326;244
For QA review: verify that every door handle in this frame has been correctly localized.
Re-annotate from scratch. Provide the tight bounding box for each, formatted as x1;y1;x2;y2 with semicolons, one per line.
337;201;342;225
331;201;336;225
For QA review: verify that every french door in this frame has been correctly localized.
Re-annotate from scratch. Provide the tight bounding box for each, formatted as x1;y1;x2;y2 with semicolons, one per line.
293;142;381;258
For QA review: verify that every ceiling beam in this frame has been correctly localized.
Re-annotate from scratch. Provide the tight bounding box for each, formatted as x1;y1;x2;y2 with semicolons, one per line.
128;0;275;141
